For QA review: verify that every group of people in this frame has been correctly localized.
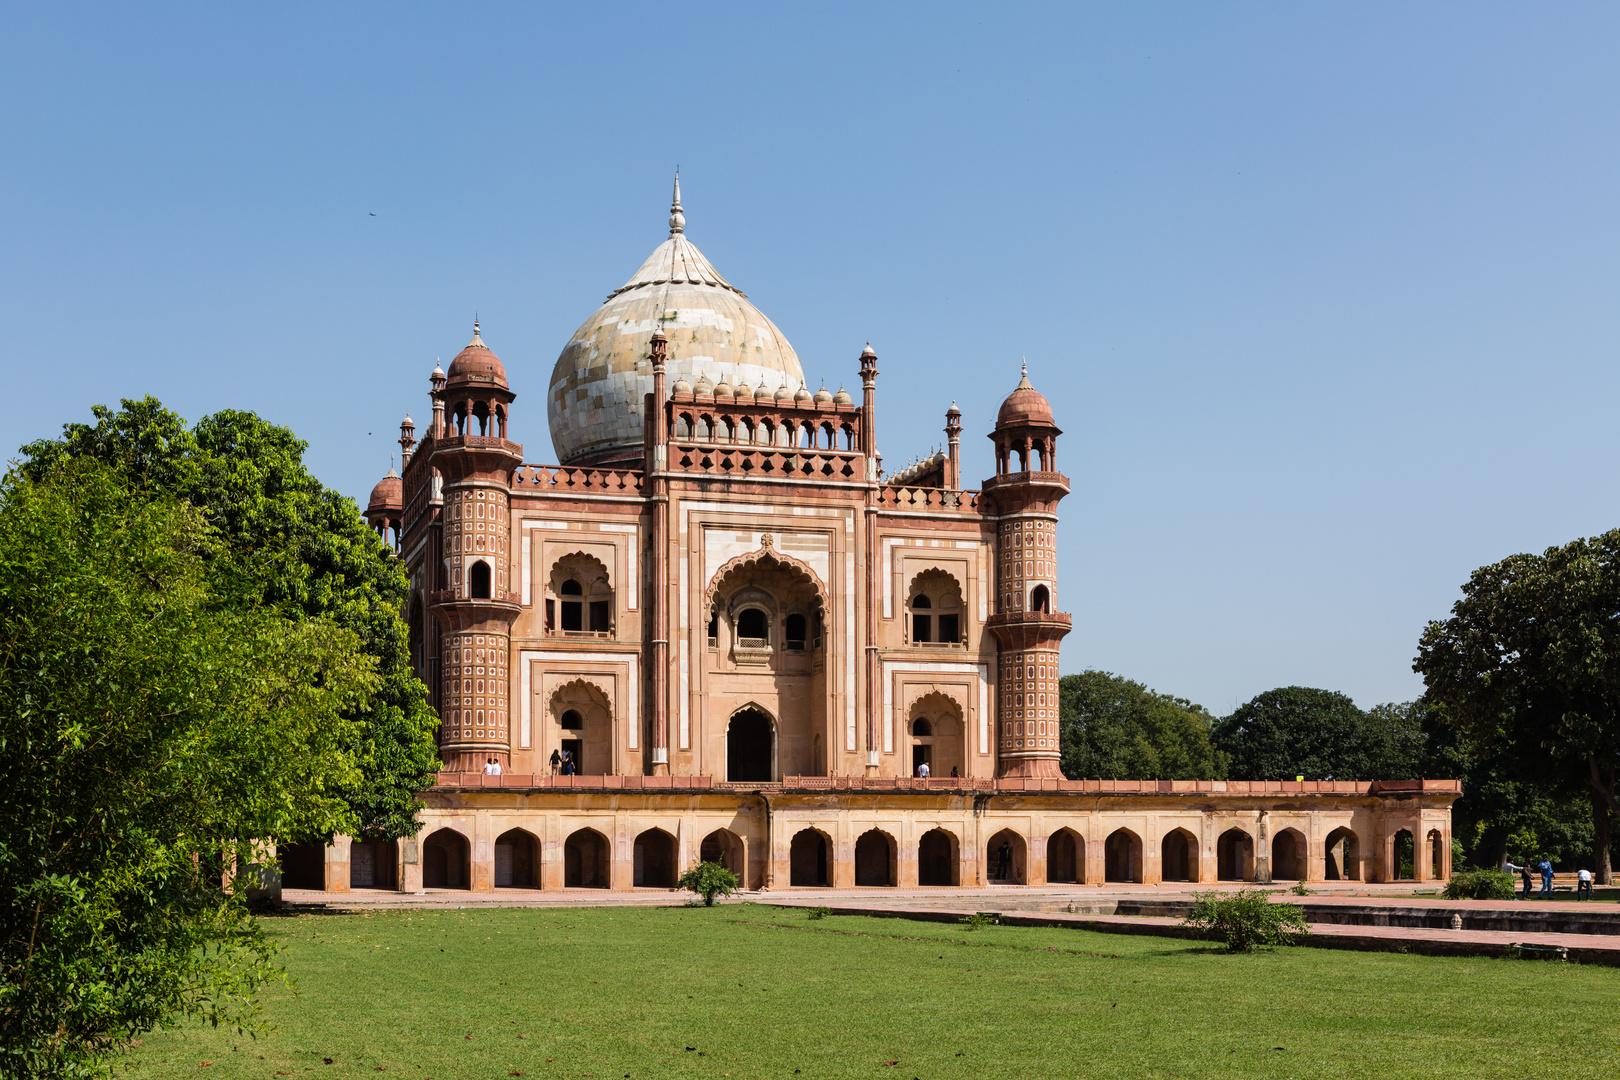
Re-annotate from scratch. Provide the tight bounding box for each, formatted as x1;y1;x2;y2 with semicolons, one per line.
913;762;960;779
1504;857;1598;900
547;748;578;775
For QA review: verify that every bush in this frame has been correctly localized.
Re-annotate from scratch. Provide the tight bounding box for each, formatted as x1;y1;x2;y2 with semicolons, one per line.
806;906;831;921
1443;867;1516;901
677;861;739;907
960;912;997;931
1182;889;1309;952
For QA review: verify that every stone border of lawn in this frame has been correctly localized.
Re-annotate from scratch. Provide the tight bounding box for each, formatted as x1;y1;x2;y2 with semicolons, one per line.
764;901;1620;967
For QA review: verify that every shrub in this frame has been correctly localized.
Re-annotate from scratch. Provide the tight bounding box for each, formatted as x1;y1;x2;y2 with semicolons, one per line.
1289;882;1314;896
961;912;997;931
676;861;739;907
1443;867;1515;901
806;906;831;921
1182;889;1309;952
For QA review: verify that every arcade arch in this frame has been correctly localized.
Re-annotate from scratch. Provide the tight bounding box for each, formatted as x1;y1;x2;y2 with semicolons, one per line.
1217;827;1253;881
1325;827;1361;881
564;828;610;888
987;828;1027;885
700;829;745;878
917;829;959;886
790;828;830;886
855;829;897;886
727;707;775;782
634;828;677;888
422;828;469;890
494;828;538;888
1047;828;1084;884
1105;829;1143;883
1272;827;1307;881
1161;827;1199;883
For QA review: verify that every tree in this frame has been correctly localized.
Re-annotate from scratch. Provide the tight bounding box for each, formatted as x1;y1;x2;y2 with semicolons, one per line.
1213;687;1416;781
21;398;439;839
677;861;740;906
1415;531;1620;882
1058;671;1227;780
0;461;378;1077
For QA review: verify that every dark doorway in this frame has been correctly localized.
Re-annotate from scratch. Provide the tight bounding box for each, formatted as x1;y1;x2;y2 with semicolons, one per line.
564;829;609;888
918;829;956;886
469;560;491;599
1048;830;1081;884
1105;830;1142;883
350;839;397;889
1217;828;1252;881
987;829;1027;884
494;829;537;888
855;830;895;886
790;829;829;886
421;830;468;889
634;829;677;888
279;843;325;890
1273;829;1306;881
700;829;744;878
1325;828;1359;881
727;709;774;782
1162;829;1194;882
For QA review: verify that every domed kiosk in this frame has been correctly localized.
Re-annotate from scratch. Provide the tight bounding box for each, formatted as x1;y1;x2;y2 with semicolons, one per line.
547;176;806;467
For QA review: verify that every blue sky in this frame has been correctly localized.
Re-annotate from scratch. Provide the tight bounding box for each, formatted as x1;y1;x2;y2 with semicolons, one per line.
4;4;1617;713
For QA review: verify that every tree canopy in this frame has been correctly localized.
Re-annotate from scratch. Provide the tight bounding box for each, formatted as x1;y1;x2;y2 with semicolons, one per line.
1212;686;1423;781
21;397;439;839
1415;530;1620;879
0;461;379;1076
1058;671;1227;780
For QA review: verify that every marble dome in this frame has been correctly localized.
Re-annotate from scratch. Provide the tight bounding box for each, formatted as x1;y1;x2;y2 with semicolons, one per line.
547;177;806;466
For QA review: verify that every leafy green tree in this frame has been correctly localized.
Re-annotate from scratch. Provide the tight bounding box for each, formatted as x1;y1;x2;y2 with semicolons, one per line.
22;397;438;839
1057;671;1227;780
0;461;379;1077
1214;686;1418;781
1415;531;1620;882
677;861;740;906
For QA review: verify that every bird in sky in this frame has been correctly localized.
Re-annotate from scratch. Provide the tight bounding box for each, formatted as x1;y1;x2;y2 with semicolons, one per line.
369;212;376;217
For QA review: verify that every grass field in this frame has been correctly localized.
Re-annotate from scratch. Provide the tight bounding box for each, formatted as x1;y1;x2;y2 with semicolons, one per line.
119;904;1620;1080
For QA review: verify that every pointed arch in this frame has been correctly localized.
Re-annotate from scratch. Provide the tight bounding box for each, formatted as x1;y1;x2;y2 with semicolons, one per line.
705;540;830;619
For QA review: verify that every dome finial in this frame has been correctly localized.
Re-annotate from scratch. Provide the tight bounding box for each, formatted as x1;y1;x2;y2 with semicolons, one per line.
472;315;483;345
1017;356;1032;390
669;169;685;236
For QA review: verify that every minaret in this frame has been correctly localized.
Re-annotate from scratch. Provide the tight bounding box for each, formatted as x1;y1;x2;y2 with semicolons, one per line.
399;413;416;467
944;401;962;489
859;343;882;772
985;362;1071;778
427;321;523;772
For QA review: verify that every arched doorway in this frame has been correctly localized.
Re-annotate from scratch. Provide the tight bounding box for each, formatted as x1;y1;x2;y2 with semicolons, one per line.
1105;829;1142;883
1047;829;1083;884
278;843;325;891
564;828;610;888
790;829;829;886
469;560;491;599
1393;829;1415;880
494;829;538;888
1272;828;1306;881
918;829;958;886
987;829;1027;885
634;829;677;888
421;829;468;890
349;838;398;890
1324;827;1360;881
855;829;896;886
727;709;774;782
700;829;745;878
1217;828;1253;881
1428;829;1444;879
1161;828;1198;883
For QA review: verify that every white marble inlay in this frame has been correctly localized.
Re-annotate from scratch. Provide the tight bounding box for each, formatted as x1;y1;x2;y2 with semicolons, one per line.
520;650;639;752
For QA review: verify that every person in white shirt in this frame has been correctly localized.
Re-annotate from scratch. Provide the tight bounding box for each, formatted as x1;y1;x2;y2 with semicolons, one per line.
1578;867;1594;900
916;761;930;779
483;758;502;776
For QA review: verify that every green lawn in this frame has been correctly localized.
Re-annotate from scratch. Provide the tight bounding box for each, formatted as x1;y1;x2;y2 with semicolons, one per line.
120;904;1619;1080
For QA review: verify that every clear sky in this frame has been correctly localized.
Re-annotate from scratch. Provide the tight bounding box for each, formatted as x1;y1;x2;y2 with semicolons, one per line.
3;4;1617;714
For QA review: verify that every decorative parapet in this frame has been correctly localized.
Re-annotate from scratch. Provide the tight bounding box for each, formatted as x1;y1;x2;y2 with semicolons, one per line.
426;773;1463;796
875;486;982;514
667;443;862;480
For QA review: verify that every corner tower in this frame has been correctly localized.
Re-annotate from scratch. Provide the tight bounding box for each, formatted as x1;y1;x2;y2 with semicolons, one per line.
985;364;1072;778
427;321;523;771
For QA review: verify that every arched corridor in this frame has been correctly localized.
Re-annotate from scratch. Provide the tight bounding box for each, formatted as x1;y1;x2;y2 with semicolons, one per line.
564;828;610;888
727;709;774;782
1216;828;1252;881
1161;828;1198;882
790;829;829;886
700;829;745;878
1271;828;1306;881
422;829;468;890
855;829;897;886
1324;827;1360;881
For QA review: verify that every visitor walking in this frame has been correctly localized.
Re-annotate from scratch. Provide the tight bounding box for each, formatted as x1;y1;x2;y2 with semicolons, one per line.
483;757;502;776
561;750;575;776
1515;860;1533;900
1537;857;1554;900
1578;867;1594;900
950;766;959;778
916;761;930;779
549;748;561;774
1505;860;1527;900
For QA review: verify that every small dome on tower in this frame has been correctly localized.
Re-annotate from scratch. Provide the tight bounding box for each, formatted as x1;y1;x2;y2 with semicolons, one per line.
713;376;735;398
832;386;853;405
794;384;813;404
445;320;508;391
774;383;793;403
813;384;833;405
367;466;403;516
996;362;1054;428
673;375;693;395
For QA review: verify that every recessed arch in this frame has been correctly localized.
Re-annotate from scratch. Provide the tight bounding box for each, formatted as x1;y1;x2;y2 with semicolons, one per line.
1030;584;1050;613
705;543;830;621
548;552;612;635
1161;827;1199;883
1217;827;1253;881
348;838;397;890
634;828;677;888
1047;828;1084;884
918;828;959;886
1272;827;1307;881
789;828;830;887
422;828;469;890
469;560;492;599
563;827;610;888
700;828;745;878
726;706;775;783
494;828;538;888
908;569;964;645
1325;826;1360;881
987;828;1027;885
855;829;897;887
1105;828;1143;883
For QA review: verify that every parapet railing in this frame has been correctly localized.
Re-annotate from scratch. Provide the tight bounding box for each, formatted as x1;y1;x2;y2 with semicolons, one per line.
876;486;982;513
511;465;645;494
429;773;1461;795
666;442;863;480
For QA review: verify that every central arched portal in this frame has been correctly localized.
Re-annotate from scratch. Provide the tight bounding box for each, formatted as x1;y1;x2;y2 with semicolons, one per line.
727;708;775;782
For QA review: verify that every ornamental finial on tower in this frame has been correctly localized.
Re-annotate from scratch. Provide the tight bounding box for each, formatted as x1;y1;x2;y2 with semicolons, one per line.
669;170;685;235
1018;356;1031;389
